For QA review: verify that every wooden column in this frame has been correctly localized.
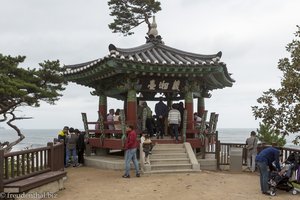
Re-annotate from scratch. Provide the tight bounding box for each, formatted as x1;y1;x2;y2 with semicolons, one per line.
98;94;107;119
197;97;205;117
0;149;4;192
185;91;194;130
127;89;137;128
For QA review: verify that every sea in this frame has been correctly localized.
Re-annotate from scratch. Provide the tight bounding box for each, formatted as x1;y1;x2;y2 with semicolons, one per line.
0;128;299;151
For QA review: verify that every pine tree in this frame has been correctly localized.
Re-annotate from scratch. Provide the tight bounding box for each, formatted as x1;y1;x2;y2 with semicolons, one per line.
108;0;161;36
256;123;286;147
0;54;67;151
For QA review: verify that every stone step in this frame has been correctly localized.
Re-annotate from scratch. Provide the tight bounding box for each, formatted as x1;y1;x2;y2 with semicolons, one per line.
154;144;184;148
198;159;217;171
151;163;193;171
152;148;186;154
143;169;196;174
151;158;190;165
150;153;188;159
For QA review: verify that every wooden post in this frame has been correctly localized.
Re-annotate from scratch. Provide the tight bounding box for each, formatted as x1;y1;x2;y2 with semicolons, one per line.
51;143;61;171
127;89;137;128
98;94;107;120
166;99;173;136
120;110;126;148
184;91;194;130
47;142;54;171
81;113;91;156
81;113;89;135
57;143;65;171
208;112;216;133
197;97;205;117
182;110;187;143
0;149;4;192
216;140;220;170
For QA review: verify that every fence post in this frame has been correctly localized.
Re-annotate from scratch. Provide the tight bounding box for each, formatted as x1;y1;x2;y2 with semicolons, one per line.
81;113;91;156
120;110;126;149
182;110;187;143
57;143;65;171
47;142;54;171
216;140;220;170
0;149;4;192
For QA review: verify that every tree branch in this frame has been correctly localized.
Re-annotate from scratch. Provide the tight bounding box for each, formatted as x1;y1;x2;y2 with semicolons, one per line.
1;111;26;153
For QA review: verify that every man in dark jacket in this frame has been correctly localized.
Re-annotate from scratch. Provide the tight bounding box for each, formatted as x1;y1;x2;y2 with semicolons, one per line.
65;127;79;167
76;130;86;166
155;97;168;139
256;147;283;195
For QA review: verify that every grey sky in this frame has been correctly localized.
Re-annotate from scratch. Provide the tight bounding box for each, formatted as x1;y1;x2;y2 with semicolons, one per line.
1;0;299;129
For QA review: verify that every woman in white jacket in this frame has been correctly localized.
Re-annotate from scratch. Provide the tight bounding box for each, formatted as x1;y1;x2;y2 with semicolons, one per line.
168;104;181;142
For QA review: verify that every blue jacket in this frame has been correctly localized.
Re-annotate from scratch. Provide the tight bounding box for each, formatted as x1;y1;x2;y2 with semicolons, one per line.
256;147;281;171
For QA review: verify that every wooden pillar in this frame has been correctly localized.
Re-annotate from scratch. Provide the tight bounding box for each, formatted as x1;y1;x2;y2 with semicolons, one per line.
127;89;137;128
166;98;173;135
98;94;107;119
185;91;194;130
197;97;205;117
0;149;4;192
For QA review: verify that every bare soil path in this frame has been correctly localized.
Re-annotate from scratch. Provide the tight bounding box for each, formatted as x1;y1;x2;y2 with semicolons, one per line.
55;167;299;200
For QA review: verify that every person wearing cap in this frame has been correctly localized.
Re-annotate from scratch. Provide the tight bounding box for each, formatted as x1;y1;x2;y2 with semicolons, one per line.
255;146;283;195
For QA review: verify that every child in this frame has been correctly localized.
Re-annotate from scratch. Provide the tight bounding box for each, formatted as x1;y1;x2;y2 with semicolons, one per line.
140;130;147;144
142;134;153;164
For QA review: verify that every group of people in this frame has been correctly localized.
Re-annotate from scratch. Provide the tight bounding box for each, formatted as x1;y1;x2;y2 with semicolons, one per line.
57;123;290;197
104;97;207;142
58;126;86;168
106;108;122;132
137;98;185;142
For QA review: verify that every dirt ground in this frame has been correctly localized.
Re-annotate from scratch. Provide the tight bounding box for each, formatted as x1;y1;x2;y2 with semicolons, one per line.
55;167;299;200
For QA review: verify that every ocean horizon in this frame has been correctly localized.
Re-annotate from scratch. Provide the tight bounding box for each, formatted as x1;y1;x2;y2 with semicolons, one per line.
0;128;299;151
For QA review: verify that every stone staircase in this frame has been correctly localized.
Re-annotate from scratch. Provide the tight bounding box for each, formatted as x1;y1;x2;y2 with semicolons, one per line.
143;143;200;174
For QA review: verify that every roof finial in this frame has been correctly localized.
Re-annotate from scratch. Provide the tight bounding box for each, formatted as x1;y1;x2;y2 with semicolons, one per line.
145;16;163;44
148;16;158;37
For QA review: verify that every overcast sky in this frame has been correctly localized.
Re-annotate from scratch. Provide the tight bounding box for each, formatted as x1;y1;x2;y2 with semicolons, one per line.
1;0;299;129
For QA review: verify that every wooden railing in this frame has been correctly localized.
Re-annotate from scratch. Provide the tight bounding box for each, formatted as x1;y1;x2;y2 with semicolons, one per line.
81;109;219;151
0;141;64;192
216;142;300;169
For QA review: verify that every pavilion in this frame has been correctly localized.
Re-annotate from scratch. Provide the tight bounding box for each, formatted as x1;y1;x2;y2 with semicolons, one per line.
63;18;235;150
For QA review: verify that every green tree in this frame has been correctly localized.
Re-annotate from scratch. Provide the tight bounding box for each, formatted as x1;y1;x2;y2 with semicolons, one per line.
0;54;67;152
256;123;286;147
108;0;161;36
252;26;300;145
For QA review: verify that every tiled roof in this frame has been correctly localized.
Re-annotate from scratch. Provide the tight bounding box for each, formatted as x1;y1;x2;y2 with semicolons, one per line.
64;42;224;75
108;43;222;66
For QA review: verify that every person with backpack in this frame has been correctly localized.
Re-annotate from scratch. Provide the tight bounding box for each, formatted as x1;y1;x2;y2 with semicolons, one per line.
65;127;79;167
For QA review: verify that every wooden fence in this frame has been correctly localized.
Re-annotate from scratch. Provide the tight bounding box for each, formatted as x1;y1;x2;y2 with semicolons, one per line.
216;142;300;169
0;141;64;192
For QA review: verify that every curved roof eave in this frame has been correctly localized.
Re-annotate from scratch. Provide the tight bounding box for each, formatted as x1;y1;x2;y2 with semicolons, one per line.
110;42;222;60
